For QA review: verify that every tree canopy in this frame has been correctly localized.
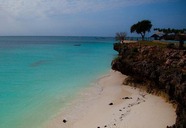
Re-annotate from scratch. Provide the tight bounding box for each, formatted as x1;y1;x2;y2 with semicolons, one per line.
154;28;186;35
130;20;152;40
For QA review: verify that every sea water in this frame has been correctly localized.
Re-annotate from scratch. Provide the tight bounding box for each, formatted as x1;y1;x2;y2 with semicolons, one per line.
0;36;116;128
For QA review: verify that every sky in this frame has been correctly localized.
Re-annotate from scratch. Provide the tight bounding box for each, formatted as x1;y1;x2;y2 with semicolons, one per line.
0;0;186;36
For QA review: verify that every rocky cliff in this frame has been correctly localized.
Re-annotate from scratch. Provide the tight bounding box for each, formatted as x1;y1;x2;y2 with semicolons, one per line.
112;43;186;128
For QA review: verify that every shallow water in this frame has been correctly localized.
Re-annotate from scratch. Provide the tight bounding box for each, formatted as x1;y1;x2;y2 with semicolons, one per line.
0;36;116;128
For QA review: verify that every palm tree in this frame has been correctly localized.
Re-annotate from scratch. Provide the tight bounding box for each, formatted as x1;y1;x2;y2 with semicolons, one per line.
115;32;127;43
131;20;152;40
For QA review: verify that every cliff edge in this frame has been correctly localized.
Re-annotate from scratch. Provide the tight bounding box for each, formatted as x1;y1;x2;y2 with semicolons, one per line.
112;43;186;128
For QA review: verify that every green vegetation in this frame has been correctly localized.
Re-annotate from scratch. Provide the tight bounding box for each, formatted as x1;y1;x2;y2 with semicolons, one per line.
112;56;121;63
130;20;152;40
138;40;167;48
154;28;186;34
154;28;186;49
136;40;186;49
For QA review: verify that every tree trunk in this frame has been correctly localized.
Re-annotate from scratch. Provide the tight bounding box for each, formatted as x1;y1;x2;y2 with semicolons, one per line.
141;33;145;40
179;40;184;49
142;35;145;40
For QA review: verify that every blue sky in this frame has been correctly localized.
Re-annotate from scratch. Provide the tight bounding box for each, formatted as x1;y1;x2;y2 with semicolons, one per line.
0;0;185;36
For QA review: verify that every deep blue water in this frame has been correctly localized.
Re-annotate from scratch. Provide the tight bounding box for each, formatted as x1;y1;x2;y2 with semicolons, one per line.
0;36;116;128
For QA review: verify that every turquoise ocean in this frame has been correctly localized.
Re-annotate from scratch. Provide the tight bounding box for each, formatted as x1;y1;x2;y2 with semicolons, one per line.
0;36;116;128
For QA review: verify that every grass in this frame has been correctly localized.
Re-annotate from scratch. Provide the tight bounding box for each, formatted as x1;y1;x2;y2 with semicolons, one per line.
137;40;186;48
138;40;168;48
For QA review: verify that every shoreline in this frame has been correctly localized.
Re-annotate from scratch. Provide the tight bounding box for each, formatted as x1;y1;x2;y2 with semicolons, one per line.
45;70;176;128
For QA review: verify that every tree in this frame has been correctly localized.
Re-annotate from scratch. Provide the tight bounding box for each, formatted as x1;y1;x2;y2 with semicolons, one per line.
154;28;186;49
130;20;152;40
115;32;127;43
176;34;186;49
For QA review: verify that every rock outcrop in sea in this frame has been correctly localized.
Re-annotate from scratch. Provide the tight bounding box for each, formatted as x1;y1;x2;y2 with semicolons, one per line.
112;43;186;128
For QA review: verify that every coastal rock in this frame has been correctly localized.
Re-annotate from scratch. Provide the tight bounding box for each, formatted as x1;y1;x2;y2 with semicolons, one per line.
112;43;186;128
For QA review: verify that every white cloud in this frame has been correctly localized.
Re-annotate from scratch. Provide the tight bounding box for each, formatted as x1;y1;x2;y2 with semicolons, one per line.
0;0;169;20
0;0;172;35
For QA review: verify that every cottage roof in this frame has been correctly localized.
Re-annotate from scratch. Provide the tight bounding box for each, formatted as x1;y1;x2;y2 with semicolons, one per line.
151;34;160;37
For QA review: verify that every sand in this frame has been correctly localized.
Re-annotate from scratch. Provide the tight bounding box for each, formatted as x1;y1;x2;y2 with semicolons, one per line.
46;70;176;128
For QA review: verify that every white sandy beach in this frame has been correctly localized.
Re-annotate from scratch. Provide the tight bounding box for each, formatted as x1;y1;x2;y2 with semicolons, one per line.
46;70;176;128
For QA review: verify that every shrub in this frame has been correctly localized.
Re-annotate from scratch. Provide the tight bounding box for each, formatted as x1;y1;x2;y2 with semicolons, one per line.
166;43;175;49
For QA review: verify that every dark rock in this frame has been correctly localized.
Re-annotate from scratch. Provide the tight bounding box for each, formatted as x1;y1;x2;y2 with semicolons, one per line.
63;119;67;123
109;103;113;105
122;97;132;99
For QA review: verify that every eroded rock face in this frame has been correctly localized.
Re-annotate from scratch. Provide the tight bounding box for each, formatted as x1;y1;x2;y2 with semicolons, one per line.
112;43;186;128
